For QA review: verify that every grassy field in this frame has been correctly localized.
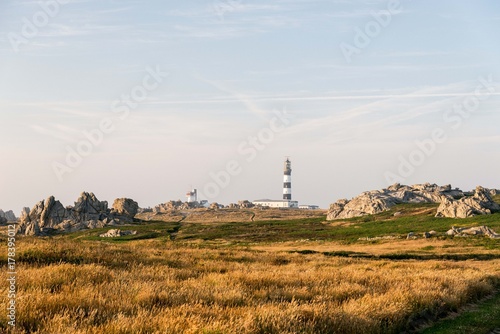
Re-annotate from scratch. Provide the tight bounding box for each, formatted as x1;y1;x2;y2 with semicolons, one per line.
1;200;499;333
420;290;500;334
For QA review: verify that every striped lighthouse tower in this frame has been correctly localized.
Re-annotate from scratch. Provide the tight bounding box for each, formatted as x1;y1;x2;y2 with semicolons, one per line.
283;158;292;201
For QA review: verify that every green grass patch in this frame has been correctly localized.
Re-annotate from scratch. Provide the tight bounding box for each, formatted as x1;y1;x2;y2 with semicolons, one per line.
67;221;182;242
174;203;500;245
45;202;500;249
289;250;500;262
420;290;500;334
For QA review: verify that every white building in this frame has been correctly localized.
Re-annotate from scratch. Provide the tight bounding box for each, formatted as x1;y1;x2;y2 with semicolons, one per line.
186;189;197;203
299;205;320;210
253;199;299;208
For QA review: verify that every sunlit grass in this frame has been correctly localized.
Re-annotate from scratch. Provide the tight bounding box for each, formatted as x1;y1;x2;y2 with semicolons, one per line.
1;199;499;333
0;237;499;333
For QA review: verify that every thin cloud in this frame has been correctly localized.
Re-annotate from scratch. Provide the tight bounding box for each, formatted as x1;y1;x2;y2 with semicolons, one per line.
191;74;271;121
30;125;77;143
282;80;500;139
138;91;500;105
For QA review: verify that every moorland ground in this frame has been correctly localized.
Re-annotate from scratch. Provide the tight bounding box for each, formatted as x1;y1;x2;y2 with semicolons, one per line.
1;196;499;334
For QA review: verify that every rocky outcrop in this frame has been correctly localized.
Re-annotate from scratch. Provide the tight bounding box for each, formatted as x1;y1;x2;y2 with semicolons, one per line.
138;207;153;214
407;232;416;240
328;196;396;220
446;226;499;239
227;200;255;209
72;192;108;223
99;229;137;238
25;220;40;236
17;192;139;236
238;200;255;209
16;196;69;235
111;198;138;222
327;183;463;220
435;186;500;218
39;196;68;228
154;200;195;212
0;210;16;222
153;199;212;212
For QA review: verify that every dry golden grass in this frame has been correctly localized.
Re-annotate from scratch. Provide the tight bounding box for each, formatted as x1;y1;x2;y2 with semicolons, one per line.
253;238;500;257
1;238;499;334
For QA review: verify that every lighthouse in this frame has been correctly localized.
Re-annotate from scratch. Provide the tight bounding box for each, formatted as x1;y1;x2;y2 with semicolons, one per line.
252;157;299;208
186;189;197;203
283;158;292;200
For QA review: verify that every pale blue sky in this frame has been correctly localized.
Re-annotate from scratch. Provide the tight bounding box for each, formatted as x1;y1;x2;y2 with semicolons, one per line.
1;0;500;213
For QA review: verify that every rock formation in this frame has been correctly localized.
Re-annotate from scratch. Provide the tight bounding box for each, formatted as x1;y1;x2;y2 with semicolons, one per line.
0;210;17;222
153;200;198;212
17;192;139;236
17;196;68;235
327;183;463;220
435;186;500;218
227;201;255;209
72;192;108;222
446;226;499;239
99;229;137;238
111;198;139;222
237;200;255;209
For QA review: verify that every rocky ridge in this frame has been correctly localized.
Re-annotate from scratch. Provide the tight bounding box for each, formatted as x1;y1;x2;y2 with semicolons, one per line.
151;199;254;212
436;186;500;218
327;183;462;220
446;226;500;239
17;192;138;236
153;200;204;212
0;210;17;223
327;183;499;220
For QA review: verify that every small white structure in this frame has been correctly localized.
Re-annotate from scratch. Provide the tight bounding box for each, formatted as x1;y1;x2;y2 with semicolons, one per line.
253;199;299;208
299;205;320;210
186;189;197;203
